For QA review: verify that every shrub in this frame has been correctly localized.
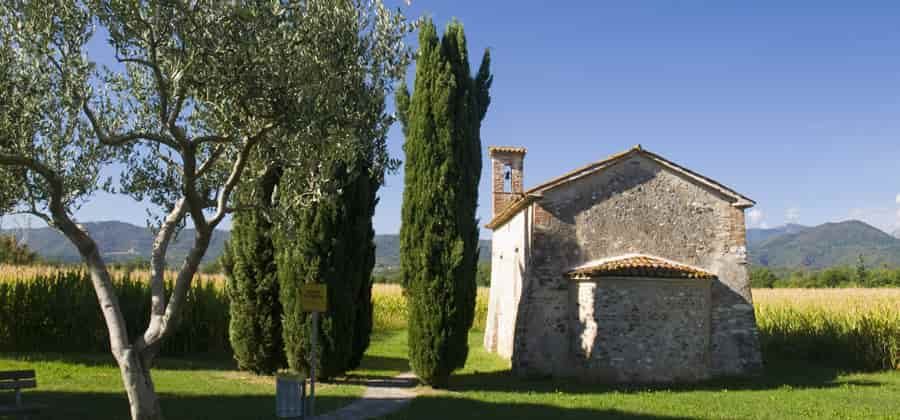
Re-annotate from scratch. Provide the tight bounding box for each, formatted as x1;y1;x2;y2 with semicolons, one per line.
397;18;492;388
0;235;37;265
226;166;285;375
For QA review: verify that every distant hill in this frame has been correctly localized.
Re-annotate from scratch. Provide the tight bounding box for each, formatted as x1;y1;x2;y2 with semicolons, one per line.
2;221;490;269
373;234;491;272
893;228;900;239
8;219;900;271
2;221;228;265
746;223;808;246
748;220;900;269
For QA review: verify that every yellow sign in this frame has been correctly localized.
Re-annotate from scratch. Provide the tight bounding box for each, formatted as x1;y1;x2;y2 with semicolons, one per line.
300;284;327;312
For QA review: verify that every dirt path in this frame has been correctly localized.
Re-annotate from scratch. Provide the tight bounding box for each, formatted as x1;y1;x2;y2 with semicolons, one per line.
311;372;419;420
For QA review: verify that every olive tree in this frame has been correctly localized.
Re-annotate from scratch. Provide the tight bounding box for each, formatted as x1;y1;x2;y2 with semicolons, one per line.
0;1;410;419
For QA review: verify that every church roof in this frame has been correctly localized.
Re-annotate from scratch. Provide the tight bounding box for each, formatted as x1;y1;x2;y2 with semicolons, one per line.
488;146;527;155
486;145;755;230
566;254;716;280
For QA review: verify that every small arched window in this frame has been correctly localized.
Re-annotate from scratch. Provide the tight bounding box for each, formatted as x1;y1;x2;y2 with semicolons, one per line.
503;164;512;192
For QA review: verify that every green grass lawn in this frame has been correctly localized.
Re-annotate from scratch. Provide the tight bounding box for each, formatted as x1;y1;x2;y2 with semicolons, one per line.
384;332;900;420
0;332;410;420
2;329;899;419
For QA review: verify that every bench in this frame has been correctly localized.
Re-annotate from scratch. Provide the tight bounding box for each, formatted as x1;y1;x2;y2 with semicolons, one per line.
0;370;43;419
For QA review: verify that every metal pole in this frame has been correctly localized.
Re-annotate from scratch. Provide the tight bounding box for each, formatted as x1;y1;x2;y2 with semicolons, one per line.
309;311;318;417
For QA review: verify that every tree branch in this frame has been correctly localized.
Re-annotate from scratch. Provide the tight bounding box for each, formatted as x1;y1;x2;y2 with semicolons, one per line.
150;227;212;347
82;102;181;150
0;152;132;356
8;210;52;226
114;45;172;132
196;145;225;178
134;198;187;352
193;135;232;145
207;124;274;227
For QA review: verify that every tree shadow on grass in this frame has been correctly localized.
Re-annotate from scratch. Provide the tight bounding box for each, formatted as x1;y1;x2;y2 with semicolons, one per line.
445;360;886;395
384;397;696;420
2;390;354;420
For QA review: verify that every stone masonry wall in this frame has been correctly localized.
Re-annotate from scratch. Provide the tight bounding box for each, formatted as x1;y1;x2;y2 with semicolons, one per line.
573;277;712;382
510;154;762;379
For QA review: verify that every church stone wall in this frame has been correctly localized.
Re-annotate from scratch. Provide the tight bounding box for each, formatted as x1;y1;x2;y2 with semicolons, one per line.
573;277;711;382
510;154;762;380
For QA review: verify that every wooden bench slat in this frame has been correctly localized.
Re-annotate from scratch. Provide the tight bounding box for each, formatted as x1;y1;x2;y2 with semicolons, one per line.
0;404;44;414
0;370;35;380
0;379;37;390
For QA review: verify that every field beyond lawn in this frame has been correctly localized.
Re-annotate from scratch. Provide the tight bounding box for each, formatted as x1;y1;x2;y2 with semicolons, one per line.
2;329;899;420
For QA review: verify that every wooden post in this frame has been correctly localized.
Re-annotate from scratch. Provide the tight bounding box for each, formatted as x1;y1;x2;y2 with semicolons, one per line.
308;311;318;417
299;283;326;418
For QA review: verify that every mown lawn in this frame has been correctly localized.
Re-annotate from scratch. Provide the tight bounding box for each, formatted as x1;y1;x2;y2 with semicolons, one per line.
0;332;410;420
2;329;899;419
384;332;900;420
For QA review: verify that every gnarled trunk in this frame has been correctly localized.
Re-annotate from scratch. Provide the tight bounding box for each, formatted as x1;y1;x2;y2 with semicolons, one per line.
118;349;163;420
62;221;169;420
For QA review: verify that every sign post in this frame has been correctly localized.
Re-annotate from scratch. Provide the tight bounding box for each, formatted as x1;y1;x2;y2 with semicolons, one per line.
300;283;327;418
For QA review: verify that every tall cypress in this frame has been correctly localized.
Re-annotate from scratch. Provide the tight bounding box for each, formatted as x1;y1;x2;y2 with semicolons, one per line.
225;165;285;374
397;19;492;387
278;161;379;379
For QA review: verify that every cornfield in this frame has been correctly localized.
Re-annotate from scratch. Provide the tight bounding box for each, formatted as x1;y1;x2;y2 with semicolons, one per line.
0;265;229;355
370;284;489;331
1;265;897;371
754;288;899;370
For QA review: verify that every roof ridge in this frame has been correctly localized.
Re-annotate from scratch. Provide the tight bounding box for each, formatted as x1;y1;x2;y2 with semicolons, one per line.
485;146;755;231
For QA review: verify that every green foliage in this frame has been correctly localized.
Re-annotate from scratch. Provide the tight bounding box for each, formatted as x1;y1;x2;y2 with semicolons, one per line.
749;267;778;288
0;235;38;265
225;167;284;375
0;270;228;355
278;162;380;379
856;254;869;285
750;264;900;288
397;19;492;387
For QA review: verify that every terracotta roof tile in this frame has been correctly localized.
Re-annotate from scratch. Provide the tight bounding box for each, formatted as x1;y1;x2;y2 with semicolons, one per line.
484;194;542;229
488;146;527;155
566;254;716;280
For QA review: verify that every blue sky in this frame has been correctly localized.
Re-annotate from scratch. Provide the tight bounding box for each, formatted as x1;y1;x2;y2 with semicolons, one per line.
7;1;900;236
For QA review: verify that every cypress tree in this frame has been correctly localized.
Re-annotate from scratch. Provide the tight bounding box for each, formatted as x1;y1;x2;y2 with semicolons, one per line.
225;165;285;375
397;19;492;387
278;161;379;379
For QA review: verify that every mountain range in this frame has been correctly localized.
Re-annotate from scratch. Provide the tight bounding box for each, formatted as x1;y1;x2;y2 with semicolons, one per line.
747;220;900;269
0;221;490;270
4;219;900;270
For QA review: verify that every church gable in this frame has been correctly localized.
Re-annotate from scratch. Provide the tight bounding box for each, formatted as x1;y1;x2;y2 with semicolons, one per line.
535;153;745;270
532;147;753;209
486;146;753;231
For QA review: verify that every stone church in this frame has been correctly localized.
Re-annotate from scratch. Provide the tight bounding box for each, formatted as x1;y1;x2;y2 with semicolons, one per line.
483;145;762;383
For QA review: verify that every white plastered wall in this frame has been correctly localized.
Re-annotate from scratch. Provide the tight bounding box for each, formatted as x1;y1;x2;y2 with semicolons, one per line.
484;207;530;359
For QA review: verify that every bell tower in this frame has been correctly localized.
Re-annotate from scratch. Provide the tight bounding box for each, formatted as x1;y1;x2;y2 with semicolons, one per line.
488;146;526;217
